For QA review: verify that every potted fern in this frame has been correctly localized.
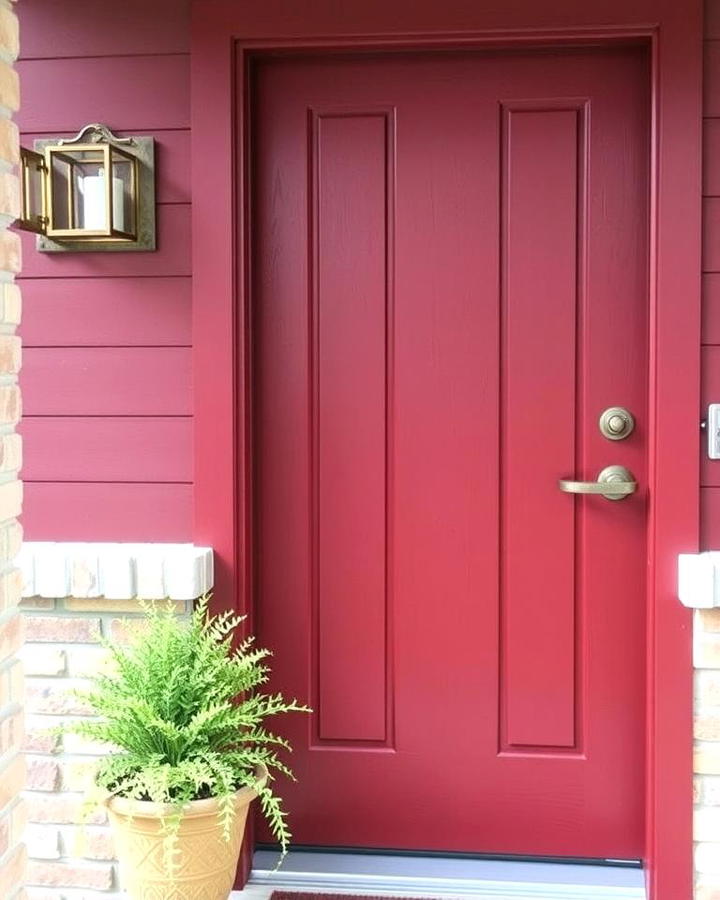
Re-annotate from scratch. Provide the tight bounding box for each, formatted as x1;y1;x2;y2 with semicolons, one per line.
63;597;309;900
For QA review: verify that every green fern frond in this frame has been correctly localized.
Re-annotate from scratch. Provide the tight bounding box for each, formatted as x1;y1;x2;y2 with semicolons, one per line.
63;594;311;866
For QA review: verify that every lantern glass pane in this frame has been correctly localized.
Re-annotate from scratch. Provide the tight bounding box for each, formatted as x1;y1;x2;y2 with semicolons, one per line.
110;148;135;236
50;147;110;233
26;165;43;221
48;152;73;231
76;149;110;232
19;149;45;232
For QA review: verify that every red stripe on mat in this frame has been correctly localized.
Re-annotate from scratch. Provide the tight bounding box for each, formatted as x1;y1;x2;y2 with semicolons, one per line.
270;894;442;900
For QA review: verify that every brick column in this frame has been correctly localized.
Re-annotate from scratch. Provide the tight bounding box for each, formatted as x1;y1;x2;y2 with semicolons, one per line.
20;597;191;896
695;608;720;899
0;2;23;898
14;543;211;897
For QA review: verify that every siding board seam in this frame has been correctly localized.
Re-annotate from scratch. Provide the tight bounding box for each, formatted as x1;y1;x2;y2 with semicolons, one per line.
19;52;190;63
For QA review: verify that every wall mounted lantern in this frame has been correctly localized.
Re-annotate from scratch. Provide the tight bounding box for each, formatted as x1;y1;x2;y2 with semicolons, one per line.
17;123;155;252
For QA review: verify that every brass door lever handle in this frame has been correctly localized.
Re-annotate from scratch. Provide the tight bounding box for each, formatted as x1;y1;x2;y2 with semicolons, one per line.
558;465;637;501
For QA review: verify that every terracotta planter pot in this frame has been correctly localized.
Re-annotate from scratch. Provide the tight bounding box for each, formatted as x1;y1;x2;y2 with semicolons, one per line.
106;766;267;900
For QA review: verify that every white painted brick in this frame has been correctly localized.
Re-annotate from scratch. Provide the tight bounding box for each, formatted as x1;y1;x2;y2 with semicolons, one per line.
17;540;34;596
59;823;115;860
64;646;112;679
68;544;102;598
696;841;720;874
680;553;717;608
696;806;720;841
0;431;21;473
62;731;115;757
25;823;61;859
22;543;214;601
59;824;84;858
60;757;99;792
97;545;134;600
163;545;213;600
133;547;166;599
704;775;720;806
33;543;69;599
1;283;20;326
19;645;66;676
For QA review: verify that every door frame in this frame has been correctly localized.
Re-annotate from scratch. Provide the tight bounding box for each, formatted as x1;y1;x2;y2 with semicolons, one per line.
190;3;701;897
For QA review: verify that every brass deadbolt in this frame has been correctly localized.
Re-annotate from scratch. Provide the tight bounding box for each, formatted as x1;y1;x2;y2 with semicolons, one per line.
599;406;635;441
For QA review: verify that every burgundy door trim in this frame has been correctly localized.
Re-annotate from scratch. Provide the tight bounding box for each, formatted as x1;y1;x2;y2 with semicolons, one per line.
190;4;701;897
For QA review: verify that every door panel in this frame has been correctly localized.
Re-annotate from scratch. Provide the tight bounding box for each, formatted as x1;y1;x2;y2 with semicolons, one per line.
252;48;648;859
502;104;582;751
313;112;391;744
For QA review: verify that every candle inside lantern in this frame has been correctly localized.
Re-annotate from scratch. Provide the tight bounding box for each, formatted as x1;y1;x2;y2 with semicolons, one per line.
80;169;125;231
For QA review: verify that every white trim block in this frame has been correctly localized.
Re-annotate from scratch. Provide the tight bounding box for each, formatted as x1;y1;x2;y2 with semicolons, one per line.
678;552;720;609
19;542;214;601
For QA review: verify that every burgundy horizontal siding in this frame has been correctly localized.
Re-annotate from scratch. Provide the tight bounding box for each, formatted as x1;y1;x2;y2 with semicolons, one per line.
703;274;720;344
16;1;193;542
19;0;190;59
705;118;720;195
21;278;191;347
702;13;719;546
23;348;191;416
706;42;720;118
704;198;720;273
20;417;192;483
16;55;189;132
22;482;193;542
702;346;720;487
709;5;720;41
702;489;720;547
19;206;191;279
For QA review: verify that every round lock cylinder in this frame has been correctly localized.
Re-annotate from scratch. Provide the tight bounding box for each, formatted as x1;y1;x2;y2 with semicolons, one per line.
598;406;635;441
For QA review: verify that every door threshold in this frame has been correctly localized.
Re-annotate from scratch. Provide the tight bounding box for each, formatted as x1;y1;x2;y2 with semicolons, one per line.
245;850;647;900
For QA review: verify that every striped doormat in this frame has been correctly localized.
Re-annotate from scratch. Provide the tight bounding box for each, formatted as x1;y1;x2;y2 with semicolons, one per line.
270;894;441;900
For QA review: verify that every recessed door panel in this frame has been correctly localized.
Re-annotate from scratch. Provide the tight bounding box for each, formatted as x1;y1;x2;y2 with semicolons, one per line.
501;104;583;752
312;111;393;745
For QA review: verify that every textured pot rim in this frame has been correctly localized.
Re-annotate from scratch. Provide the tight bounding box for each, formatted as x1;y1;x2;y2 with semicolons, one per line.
105;763;268;820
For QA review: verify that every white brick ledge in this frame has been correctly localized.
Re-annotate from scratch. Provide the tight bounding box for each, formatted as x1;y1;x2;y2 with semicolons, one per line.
678;552;720;609
18;542;214;601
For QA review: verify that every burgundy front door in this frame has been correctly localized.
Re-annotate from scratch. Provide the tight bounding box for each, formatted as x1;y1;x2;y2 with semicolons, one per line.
252;47;648;860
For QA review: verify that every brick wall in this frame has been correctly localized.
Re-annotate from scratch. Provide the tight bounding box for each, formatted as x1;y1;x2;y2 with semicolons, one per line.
0;1;23;898
19;595;192;898
695;608;720;898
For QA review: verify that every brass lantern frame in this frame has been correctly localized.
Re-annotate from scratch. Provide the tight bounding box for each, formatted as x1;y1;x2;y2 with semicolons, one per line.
44;141;137;242
19;148;47;235
18;123;156;253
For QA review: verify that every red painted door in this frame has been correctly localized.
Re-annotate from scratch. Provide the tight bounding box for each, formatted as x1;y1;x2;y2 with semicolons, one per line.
252;47;648;860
